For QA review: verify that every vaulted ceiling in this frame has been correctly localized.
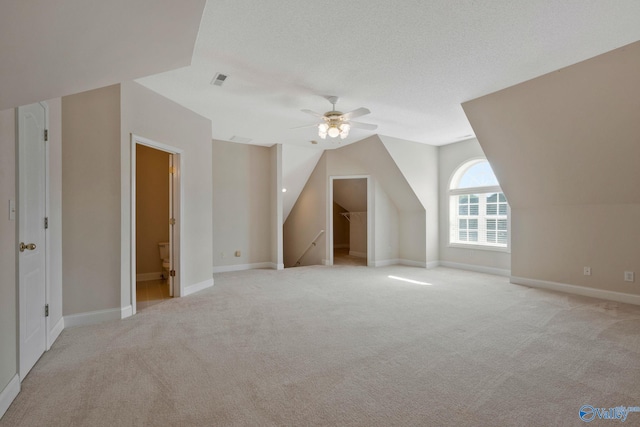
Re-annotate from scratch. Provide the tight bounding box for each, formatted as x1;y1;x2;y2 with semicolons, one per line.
136;0;640;148
2;1;639;149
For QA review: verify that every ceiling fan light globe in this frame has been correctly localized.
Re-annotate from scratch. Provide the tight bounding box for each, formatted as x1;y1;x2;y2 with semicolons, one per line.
319;131;327;139
328;126;340;138
318;123;329;132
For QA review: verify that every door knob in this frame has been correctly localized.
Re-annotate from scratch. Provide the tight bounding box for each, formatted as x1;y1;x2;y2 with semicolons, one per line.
19;242;36;252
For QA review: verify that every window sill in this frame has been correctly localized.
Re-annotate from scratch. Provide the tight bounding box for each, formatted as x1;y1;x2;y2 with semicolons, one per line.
448;243;511;254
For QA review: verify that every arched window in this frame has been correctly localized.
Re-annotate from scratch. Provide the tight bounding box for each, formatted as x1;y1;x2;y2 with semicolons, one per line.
449;159;509;249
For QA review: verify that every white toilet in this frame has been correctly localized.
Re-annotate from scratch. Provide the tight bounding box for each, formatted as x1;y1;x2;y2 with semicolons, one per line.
158;242;170;279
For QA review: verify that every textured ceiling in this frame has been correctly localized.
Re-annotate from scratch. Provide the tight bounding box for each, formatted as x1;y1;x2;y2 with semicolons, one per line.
137;0;640;147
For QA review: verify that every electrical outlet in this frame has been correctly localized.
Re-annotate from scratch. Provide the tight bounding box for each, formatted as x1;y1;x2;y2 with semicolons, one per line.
220;252;225;259
624;271;635;282
583;267;591;276
235;250;241;257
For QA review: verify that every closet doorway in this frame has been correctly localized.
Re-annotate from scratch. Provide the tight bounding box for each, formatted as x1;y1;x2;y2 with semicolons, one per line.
131;135;182;314
329;176;371;266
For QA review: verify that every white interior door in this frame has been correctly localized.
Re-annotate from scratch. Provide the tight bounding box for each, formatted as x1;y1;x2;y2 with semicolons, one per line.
18;102;48;380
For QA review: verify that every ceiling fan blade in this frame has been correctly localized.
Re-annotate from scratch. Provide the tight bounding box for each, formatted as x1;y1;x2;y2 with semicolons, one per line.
301;109;324;118
340;107;371;120
349;121;378;131
290;123;319;130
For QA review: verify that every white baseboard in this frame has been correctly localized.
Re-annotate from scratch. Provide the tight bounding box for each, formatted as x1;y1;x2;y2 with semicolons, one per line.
371;259;427;268
212;262;278;274
136;271;163;282
349;250;367;258
426;261;440;269
399;259;427;268
183;278;214;296
439;261;510;277
121;305;133;319
47;316;65;350
322;259;332;266
64;307;122;328
0;375;20;419
372;259;399;267
511;276;640;306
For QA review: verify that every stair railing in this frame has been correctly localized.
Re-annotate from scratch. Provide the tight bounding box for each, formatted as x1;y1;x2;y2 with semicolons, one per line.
294;229;325;266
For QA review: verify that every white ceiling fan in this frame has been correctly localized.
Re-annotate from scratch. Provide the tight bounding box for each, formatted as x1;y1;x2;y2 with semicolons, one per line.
295;96;377;140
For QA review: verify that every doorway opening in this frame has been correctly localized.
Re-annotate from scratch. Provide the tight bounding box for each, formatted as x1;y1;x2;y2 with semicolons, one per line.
329;176;371;266
135;144;171;310
131;135;182;315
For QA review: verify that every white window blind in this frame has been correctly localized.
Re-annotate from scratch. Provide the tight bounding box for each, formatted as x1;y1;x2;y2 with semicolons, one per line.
449;160;509;249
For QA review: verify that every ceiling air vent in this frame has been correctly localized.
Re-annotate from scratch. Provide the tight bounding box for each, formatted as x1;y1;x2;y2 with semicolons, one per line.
211;73;228;86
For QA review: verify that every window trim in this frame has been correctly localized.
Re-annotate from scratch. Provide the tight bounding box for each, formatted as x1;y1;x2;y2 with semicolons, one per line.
449;185;503;196
449;241;511;253
448;159;511;253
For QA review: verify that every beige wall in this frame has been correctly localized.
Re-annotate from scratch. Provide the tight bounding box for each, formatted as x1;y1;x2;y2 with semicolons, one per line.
270;144;283;268
284;135;426;267
0;108;17;394
282;145;323;222
349;212;368;256
463;41;640;293
333;202;349;248
121;81;213;300
512;205;640;290
398;210;425;264
373;185;400;262
62;85;122;315
438;138;511;273
380;135;439;264
212;140;272;268
283;154;327;267
62;80;213;315
333;178;367;212
0;0;206;111
136;144;169;275
331;137;424;265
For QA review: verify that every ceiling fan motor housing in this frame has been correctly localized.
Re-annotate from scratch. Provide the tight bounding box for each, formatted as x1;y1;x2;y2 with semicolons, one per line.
302;97;375;140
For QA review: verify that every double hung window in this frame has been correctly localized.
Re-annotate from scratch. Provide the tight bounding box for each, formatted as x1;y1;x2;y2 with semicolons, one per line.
449;160;509;249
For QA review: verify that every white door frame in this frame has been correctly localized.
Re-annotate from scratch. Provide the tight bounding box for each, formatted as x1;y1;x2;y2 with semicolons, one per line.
17;101;50;379
327;175;373;266
130;134;183;315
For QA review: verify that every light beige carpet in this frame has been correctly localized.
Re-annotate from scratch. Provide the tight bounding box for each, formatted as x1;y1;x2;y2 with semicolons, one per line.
333;248;367;266
2;266;640;426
